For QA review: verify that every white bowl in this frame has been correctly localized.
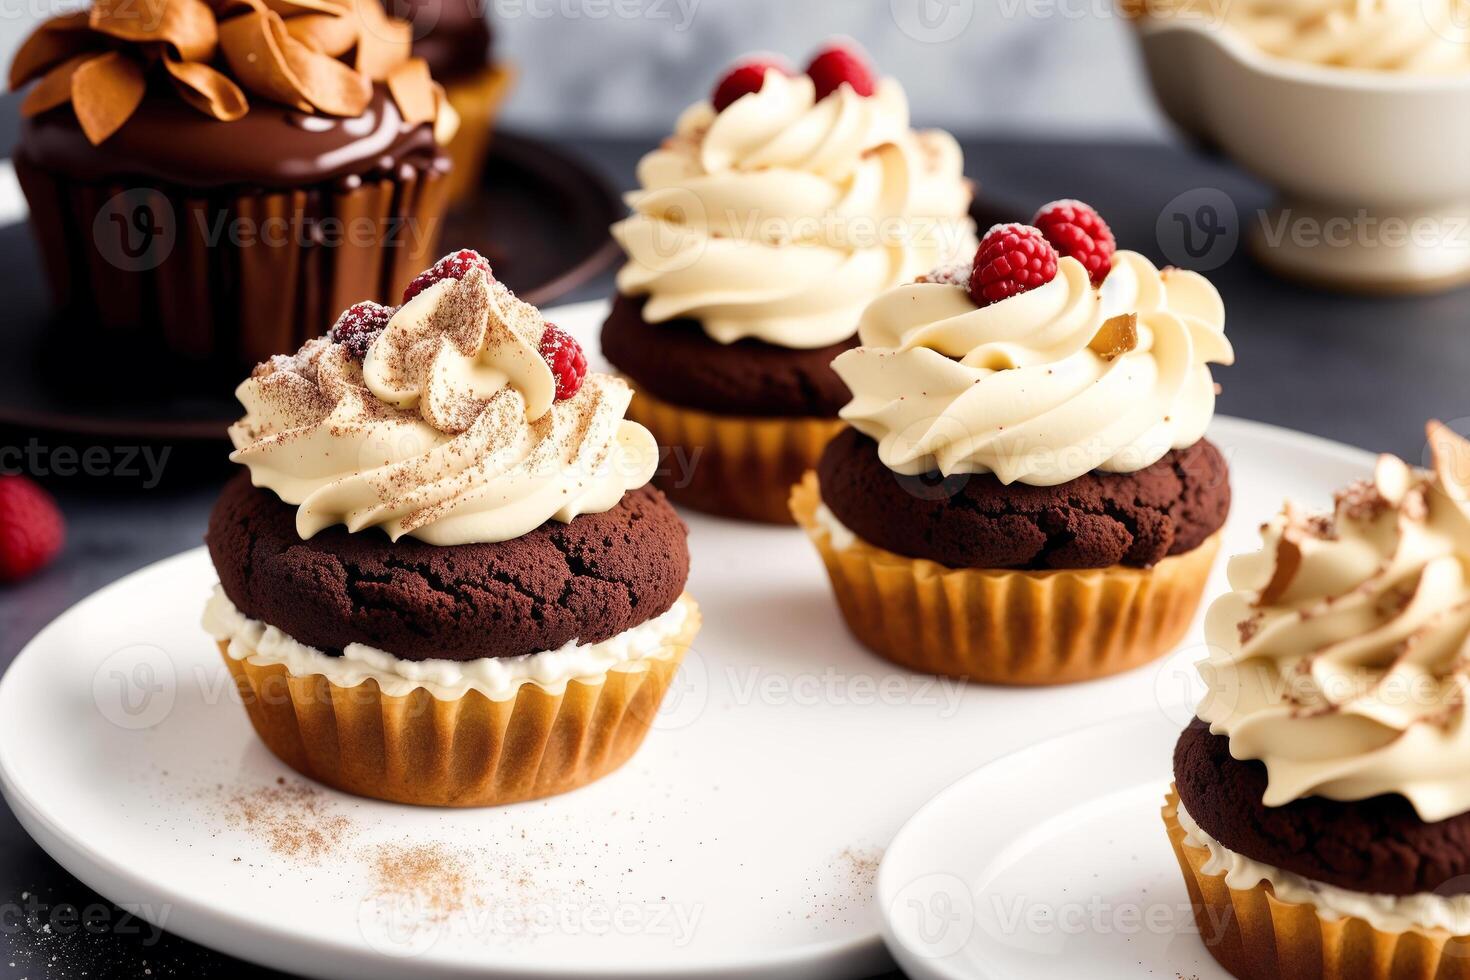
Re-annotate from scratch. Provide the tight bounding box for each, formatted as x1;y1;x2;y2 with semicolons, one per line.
1135;17;1470;292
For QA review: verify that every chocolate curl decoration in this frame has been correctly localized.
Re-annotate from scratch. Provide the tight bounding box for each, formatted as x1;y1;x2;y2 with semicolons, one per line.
163;56;248;120
70;50;148;143
351;0;411;79
386;57;435;124
90;0;217;60
9;0;434;145
8;11;93;91
217;2;368;116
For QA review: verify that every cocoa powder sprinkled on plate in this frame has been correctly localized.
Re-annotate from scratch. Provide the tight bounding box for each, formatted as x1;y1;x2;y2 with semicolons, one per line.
212;778;355;861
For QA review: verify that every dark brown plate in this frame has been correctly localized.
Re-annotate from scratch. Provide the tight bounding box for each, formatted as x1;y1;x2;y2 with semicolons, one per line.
0;131;621;442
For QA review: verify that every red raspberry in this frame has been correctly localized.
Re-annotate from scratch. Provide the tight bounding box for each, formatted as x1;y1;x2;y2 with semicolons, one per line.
539;323;587;401
806;43;876;101
329;301;396;359
0;475;64;584
1032;200;1117;286
402;249;493;303
969;223;1060;307
712;57;789;113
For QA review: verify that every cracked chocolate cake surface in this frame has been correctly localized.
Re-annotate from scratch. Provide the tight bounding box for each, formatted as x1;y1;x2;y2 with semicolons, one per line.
816;428;1230;570
601;293;857;418
206;471;690;662
1175;719;1470;896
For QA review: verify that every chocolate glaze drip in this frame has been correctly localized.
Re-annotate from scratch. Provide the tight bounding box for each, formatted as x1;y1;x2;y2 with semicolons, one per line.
19;85;441;190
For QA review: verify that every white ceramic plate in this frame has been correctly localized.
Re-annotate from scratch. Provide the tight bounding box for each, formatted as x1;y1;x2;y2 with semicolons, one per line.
0;300;1377;980
877;712;1229;980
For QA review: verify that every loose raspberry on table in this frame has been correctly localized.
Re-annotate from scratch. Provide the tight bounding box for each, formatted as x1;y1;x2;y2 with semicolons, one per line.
806;43;876;100
1032;199;1117;286
328;301;396;359
969;223;1060;307
0;475;64;584
539;323;588;401
712;58;789;112
402;249;493;303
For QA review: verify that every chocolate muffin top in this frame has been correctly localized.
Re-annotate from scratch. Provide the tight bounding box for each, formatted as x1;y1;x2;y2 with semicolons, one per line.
601;293;856;419
1175;719;1470;897
207;472;689;663
817;428;1229;570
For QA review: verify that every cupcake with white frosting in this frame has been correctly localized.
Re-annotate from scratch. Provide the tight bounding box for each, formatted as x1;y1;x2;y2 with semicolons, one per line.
204;249;699;807
601;42;976;523
791;201;1234;684
1167;421;1470;979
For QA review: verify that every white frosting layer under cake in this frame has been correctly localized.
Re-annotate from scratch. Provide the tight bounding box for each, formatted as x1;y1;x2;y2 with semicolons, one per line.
202;585;693;701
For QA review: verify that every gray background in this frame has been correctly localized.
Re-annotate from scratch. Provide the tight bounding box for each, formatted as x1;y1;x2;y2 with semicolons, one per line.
0;0;1167;138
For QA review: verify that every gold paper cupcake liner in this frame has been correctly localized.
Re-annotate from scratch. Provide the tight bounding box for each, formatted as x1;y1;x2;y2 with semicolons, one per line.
1163;789;1470;979
15;154;450;369
624;386;845;525
790;471;1221;684
218;596;700;807
440;63;515;203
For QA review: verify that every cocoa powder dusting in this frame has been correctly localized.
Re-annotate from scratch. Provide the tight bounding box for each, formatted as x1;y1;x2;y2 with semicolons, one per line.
369;843;477;922
214;778;355;861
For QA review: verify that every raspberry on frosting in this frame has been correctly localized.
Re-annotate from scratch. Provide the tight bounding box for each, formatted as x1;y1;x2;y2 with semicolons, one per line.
969;223;1060;307
402;249;494;304
712;58;790;112
328;301;396;359
539;323;588;401
806;43;877;100
1033;200;1117;286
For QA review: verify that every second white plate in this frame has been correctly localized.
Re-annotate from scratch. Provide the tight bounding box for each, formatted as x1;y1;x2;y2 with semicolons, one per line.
878;712;1228;980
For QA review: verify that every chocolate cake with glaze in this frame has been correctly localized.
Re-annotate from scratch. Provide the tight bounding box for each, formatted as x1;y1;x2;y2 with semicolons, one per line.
10;0;456;371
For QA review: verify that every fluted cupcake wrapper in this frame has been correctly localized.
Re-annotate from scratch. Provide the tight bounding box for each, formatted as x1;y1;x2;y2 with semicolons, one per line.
623;386;845;525
440;63;515;203
217;598;699;807
16;154;450;371
1163;789;1470;980
790;472;1220;685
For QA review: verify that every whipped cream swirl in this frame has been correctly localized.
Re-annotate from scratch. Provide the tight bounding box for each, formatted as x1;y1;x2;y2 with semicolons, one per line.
230;270;658;546
1146;0;1470;73
833;251;1234;485
613;69;976;349
1199;423;1470;821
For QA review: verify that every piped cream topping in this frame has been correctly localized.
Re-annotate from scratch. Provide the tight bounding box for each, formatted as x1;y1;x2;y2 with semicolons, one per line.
833;250;1233;485
229;270;658;546
1199;422;1470;822
613;69;976;350
1143;0;1470;73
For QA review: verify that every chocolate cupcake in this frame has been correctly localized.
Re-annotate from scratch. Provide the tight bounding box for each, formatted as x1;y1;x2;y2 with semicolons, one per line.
791;201;1234;684
1166;422;1470;979
202;249;699;807
389;0;510;202
11;0;457;371
603;42;976;524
